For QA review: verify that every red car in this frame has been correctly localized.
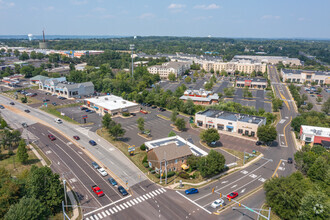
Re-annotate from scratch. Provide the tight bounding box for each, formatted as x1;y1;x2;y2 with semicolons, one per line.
48;134;56;141
92;185;104;197
317;94;323;97
227;192;238;200
73;136;80;140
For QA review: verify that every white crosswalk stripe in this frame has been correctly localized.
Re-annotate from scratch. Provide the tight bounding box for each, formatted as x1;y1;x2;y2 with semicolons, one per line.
160;188;166;192
126;201;132;207
101;212;107;217
155;189;161;194
97;213;103;219
93;215;99;220
123;203;129;208
143;195;148;200
136;197;142;203
86;218;89;220
130;200;135;205
116;206;121;211
113;207;118;212
146;193;152;198
90;216;94;220
109;208;114;214
105;210;110;216
139;196;145;201
152;191;158;196
133;199;139;204
120;204;125;210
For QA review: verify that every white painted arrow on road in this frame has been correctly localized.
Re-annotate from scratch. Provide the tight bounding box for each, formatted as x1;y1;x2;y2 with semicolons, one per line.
221;181;228;184
231;184;237;188
240;188;246;193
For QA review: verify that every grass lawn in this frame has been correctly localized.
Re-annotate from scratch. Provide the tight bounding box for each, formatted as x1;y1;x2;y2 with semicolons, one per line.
260;204;281;220
0;147;43;176
221;147;261;166
40;102;82;125
30;143;51;166
157;114;170;120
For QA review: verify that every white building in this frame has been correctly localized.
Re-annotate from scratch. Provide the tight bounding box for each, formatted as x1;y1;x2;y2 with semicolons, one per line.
202;59;267;74
147;61;190;79
84;95;140;116
300;125;330;147
281;69;330;85
233;55;302;66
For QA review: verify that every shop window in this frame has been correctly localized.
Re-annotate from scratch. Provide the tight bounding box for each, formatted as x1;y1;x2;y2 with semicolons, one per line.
251;131;255;137
238;129;243;134
245;130;249;135
197;121;203;126
175;159;178;164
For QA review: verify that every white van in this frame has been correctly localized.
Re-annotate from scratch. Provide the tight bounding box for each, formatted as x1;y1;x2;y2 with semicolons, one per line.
54;118;63;124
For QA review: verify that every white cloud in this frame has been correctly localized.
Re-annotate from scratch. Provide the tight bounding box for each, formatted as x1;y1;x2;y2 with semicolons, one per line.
0;0;15;9
101;14;114;19
194;4;220;10
139;13;155;19
298;17;305;21
194;16;213;21
93;7;106;12
168;3;185;9
71;0;88;5
261;15;280;20
45;6;55;11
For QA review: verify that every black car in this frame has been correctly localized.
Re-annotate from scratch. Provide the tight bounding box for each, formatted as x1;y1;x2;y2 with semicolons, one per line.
146;104;152;107
287;157;293;164
9;102;14;105
81;107;88;111
24;109;30;113
0;105;4;109
92;162;100;169
255;141;262;146
43;99;49;102
22;123;28;128
89;140;97;146
52;102;57;106
118;186;128;196
130;113;136;116
151;106;157;109
159;108;166;112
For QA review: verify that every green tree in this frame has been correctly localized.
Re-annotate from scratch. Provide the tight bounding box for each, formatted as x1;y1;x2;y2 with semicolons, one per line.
257;125;277;144
217;92;223;99
184;76;192;83
272;98;283;112
21;96;27;103
102;113;112;129
4;197;51;220
168;73;176;81
204;82;213;90
264;172;311;220
168;131;176;137
307;156;329;182
316;87;322;94
307;102;314;111
197;150;225;177
193;78;196;83
187;155;199;170
175;118;186;131
321;97;330;114
200;128;220;145
171;108;178;123
108;123;125;140
223;87;235;97
26;166;64;215
19;52;29;61
137;117;145;133
182;99;195;115
298;189;330;220
14;49;20;57
30;51;37;59
193;72;199;78
17;139;29;164
316;97;322;103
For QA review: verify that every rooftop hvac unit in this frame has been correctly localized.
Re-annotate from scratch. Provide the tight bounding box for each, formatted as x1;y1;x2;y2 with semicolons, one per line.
253;117;256;120
105;98;108;100
122;101;126;104
248;119;252;123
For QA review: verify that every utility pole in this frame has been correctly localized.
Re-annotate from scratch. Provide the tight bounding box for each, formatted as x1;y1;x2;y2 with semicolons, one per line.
159;160;162;184
130;44;135;80
63;180;68;211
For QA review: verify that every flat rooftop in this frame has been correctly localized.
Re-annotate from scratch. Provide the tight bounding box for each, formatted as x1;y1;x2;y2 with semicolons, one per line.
197;109;265;125
301;125;330;138
236;77;267;83
145;136;208;157
85;95;138;111
282;69;329;76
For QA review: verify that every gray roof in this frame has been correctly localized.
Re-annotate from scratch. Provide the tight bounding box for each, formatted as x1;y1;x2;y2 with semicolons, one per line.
282;69;329;76
30;75;49;81
151;143;192;161
236;77;267;83
197;109;265;124
56;81;94;90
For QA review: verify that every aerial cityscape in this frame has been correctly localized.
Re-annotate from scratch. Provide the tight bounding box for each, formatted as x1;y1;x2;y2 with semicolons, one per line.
0;0;329;220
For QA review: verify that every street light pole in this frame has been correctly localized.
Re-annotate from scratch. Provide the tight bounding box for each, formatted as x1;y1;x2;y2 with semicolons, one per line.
63;180;68;211
130;44;135;80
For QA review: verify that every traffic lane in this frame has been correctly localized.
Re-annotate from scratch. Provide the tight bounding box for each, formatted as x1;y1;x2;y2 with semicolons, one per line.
30;123;122;205
30;136;101;208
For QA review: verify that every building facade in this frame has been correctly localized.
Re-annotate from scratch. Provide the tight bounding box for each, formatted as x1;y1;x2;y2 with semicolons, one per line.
300;125;330;147
180;89;219;105
147;62;190;79
281;69;330;85
84;95;140;116
233;55;302;66
39;77;94;98
236;77;267;89
202;60;267;74
195;109;266;137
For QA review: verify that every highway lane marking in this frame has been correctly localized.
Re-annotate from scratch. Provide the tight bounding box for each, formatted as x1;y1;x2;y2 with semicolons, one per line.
175;191;212;214
258;178;266;182
194;160;271;202
240;170;248;174
282;117;292;147
233;175;262;193
272;160;282;178
221;181;229;184
240;188;246;193
278;167;285;171
249;174;257;178
279;119;286;124
53;134;124;199
41;132;45;136
231;184;237;188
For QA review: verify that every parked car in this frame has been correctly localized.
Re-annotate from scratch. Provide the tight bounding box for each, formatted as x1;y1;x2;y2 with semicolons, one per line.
310;95;315;97
91;162;100;169
45;92;51;95
118;186;128;196
211;199;225;208
227;192;238;200
24;109;30;113
89;140;97;146
54;118;62;124
151;105;157;109
80;107;88;111
9;102;14;105
287;157;293;164
185;188;199;195
52;94;57;96
146;104;152;107
317;94;323;97
52;102;57;106
48;134;56;141
92;161;100;169
0;105;4;109
97;167;108;176
108;178;117;186
43;98;49;102
22;123;28;128
130;113;136;116
73;136;80;140
255;141;262;146
91;185;104;197
85;109;92;113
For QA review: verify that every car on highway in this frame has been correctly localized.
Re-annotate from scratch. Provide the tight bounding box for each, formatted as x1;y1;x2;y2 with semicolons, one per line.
287;157;293;164
48;134;56;141
0;105;5;109
22;123;28;128
97;167;108;176
108;178;117;186
73;136;80;140
9;102;15;105
118;186;128;196
24;109;30;113
54;118;63;124
91;162;100;169
91;185;104;197
185;188;199;195
211;199;225;208
89;140;97;146
227;192;238;200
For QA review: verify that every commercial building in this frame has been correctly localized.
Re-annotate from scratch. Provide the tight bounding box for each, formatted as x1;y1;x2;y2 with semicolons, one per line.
236;77;267;89
147;61;190;79
145;136;208;173
300;125;330;148
281;69;330;85
39;76;94;98
233;55;302;66
84;95;140;116
180;89;219;105
195;109;266;137
30;75;50;84
202;60;267;74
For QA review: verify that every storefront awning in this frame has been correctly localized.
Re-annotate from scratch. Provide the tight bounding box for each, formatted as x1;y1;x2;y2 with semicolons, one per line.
226;125;234;129
181;164;189;170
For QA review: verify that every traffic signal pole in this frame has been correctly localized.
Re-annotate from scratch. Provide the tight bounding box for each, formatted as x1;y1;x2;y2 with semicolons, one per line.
231;200;270;220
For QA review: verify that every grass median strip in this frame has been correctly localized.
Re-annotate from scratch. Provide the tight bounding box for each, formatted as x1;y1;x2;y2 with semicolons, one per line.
30;143;51;166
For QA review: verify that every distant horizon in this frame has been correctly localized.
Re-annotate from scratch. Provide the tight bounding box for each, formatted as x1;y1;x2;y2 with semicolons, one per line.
0;35;329;41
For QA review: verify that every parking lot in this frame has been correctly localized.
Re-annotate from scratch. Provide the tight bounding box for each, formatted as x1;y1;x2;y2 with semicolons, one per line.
300;86;329;112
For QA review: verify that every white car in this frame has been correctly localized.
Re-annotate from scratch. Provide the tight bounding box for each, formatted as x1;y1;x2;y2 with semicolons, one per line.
97;167;108;176
54;118;63;124
211;199;225;208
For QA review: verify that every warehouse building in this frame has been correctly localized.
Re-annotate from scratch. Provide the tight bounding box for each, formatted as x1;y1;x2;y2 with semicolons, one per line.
195;109;266;137
84;95;140;116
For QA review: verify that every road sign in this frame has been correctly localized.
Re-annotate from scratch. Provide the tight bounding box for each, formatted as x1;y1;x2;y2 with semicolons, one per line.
82;115;88;119
128;146;135;152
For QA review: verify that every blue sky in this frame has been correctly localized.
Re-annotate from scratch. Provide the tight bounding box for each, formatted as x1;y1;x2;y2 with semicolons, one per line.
0;0;329;38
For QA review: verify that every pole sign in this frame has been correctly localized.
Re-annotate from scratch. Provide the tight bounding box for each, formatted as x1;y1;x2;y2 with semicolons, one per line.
128;145;135;155
82;115;88;119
